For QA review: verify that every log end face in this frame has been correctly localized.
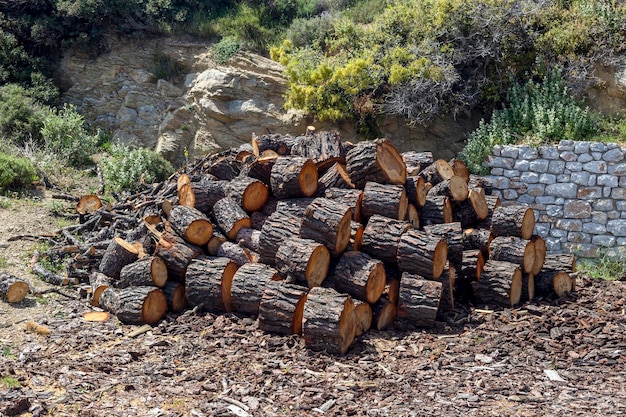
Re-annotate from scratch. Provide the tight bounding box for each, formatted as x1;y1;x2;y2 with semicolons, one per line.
334;210;353;255
151;257;169;287
221;260;239;313
228;218;252;241
243;181;269;212
142;289;168;325
510;267;523;307
6;281;30;303
299;160;319;197
306;245;331;288
553;271;573;297
365;261;386;304
292;292;308;335
433;239;449;280
376;140;407;185
521;208;535;240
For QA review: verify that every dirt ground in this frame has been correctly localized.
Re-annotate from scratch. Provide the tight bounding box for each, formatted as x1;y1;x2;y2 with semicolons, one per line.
0;193;625;417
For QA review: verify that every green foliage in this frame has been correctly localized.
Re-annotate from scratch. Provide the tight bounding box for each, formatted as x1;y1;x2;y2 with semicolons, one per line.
40;104;98;167
99;145;174;192
0;84;47;144
459;71;598;174
0;152;37;192
212;3;274;52
213;36;241;64
0;376;20;389
152;52;187;81
578;249;626;281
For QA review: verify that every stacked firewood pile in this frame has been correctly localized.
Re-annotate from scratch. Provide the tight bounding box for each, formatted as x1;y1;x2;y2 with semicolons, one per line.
1;130;577;354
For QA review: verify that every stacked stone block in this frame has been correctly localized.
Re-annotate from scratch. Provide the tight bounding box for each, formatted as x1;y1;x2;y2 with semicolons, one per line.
488;140;626;257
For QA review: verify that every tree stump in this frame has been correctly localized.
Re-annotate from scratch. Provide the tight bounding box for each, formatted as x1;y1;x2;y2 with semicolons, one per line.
302;286;356;355
346;138;406;189
169;205;213;246
397;273;442;328
230;262;280;315
258;281;308;335
472;260;523;308
489;236;536;274
397;230;448;280
0;273;29;303
99;237;140;280
185;257;239;313
371;296;397;331
119;256;168;288
162;281;187;313
360;214;412;265
361;182;408;220
491;205;535;240
275;237;330;288
258;211;302;266
100;286;167;325
328;251;386;304
427;175;469;202
353;300;373;336
226;176;269;212
419;196;453;225
212;197;251;240
300;197;352;257
270;156;318;198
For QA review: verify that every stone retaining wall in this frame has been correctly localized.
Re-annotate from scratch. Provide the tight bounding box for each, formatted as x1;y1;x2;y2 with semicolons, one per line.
487;140;626;257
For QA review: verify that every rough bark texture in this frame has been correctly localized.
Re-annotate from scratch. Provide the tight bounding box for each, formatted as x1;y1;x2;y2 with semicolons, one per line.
178;180;226;213
418;159;455;186
275;237;330;288
216;241;255;266
155;231;203;282
185;257;238;313
361;182;408;220
300;198;352;257
472;260;523;308
452;187;489;227
258;211;302;266
397;273;443;328
119;256;168;288
258;281;308;335
270;156;318;199
397;230;448;280
360;215;412;265
462;228;492;256
162;281;187;313
419;196;453;226
230;263;280;315
328;251;386;304
251;132;295;156
489;236;536;274
290;130;345;167
275;198;315;218
491;205;535;240
225;176;269;212
316;162;354;194
89;271;111;306
402;151;434;176
371;296;397;330
212;197;251;240
423;222;463;268
100;286;167;325
99;237;139;280
457;250;485;282
235;228;261;253
427;175;469;202
535;270;573;299
323;188;363;222
0;272;29;303
405;176;427;208
353;300;373;336
169;205;213;246
346;138;406;189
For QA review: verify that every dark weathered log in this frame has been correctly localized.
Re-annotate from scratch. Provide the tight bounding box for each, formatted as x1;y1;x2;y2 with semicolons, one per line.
155;231;203;282
457;250;485;282
402;151;434;176
491;205;535;240
371;296;397;330
418;159;454;186
323;188;363;222
361;215;412;265
205;155;241;180
0;273;29;303
290;130;345;167
100;286;167;325
346;138;406;189
535;269;572;298
276;237;330;288
251;132;295;156
489;236;536;274
89;271;111;306
243;155;277;185
404;176;427;208
258;211;302;266
300;198;352;257
328;251;386;304
316;162;354;193
302;286;356;355
427;175;469;202
226;176;269;212
212;197;251;240
99;237;140;280
347;221;364;252
258;281;308;335
250;211;268;230
162;281;187;313
169;205;213;246
119;256;168;288
468;174;494;195
270;156;318;198
230;263;280;315
419;196;453;226
423;222;463;268
542;254;576;273
353;300;373;336
531;235;546;276
235;227;261;252
275;198;315;217
207;228;227;256
361;182;408;220
472;260;523;308
397;230;448;280
462;227;492;256
397;273;442;328
185;257;238;313
452;187;489;227
217;241;256;266
178;180;226;213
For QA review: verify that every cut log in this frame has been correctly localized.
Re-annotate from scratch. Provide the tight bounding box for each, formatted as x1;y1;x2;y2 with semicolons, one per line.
323;188;363;222
99;237;140;280
302;286;356;355
162;281;187;313
489;236;536;274
251;132;295;156
119;256;168;288
155;231;203;281
275;237;330;288
316;162;354;193
226;176;269;212
244;155;278;185
462;228;492;256
531;235;546;276
397;230;448;280
76;194;102;215
418;159;454;186
217;241;255;266
178;180;226;213
402;151;434;176
438;263;457;311
491;205;535;240
235;228;261;252
542;254;576;273
230;263;280;315
207;229;227;256
360;215;412;265
100;286;167;325
290;130;345;167
347;221;364;252
0;273;29;303
300;197;352;257
475;194;501;229
353;300;373;336
404;176;427;208
205;155;241;180
169;205;213;246
258;211;302;266
346;138;406;189
535;269;572;298
328;251;386;304
258;281;308;335
468;174;494;195
419;196;453;225
449;158;470;183
177;173;191;191
212;197;251;240
452;187;489;227
361;182;408;220
457;250;485;282
406;204;420;229
472;260;523;308
521;273;535;302
185;257;238;313
423;222;463;268
427;175;469;202
397;273;442;328
270;156;318;198
371;296;397;330
89;271;111;307
275;198;315;217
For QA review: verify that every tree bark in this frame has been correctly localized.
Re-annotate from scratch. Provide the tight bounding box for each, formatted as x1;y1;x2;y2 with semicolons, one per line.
397;273;442;328
251;132;295;156
178;180;226;213
270;156;318;198
419;196;453;226
346;138;406;189
169;205;213;246
535;269;573;298
353;299;373;336
290;130;345;168
162;281;187;313
0;273;29;303
491;205;535;240
185;257;239;313
423;222;463;268
226;176;269;212
471;260;523;308
361;182;408;220
100;286;167;325
99;237;140;280
489;236;536;274
258;281;308;335
300;197;352;257
462;227;492;256
316;162;354;194
258;211;302;266
397;230;448;280
427;175;469;202
402;151;433;176
371;296;397;331
212;197;251;240
360;214;412;265
404;176;427;208
452;187;489;227
155;231;203;282
230;262;280;315
89;271;111;307
323;188;363;222
119;256;168;288
418;159;454;186
327;251;386;304
276;237;330;287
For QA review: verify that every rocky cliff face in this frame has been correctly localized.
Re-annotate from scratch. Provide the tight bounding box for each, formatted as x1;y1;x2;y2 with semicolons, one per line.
56;34;626;166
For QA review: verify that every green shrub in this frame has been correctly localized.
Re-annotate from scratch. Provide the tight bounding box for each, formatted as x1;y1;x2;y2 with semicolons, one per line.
578;249;626;281
212;3;274;52
213;37;241;64
0;84;47;144
40;104;98;167
0;152;37;192
152;52;187;81
459;70;598;174
99;145;174;192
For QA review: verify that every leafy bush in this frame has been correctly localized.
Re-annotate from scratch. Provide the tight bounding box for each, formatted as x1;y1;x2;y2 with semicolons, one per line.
0;84;47;145
0;152;37;192
99;145;174;192
213;37;241;64
212;3;274;52
459;71;598;174
40;104;99;167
